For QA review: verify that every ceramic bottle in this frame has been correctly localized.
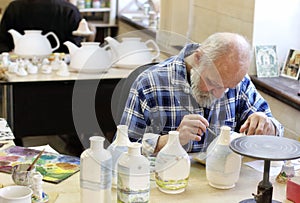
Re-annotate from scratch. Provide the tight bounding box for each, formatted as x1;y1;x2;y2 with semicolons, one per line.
107;125;131;188
154;131;191;194
206;125;242;189
117;142;150;203
80;136;112;203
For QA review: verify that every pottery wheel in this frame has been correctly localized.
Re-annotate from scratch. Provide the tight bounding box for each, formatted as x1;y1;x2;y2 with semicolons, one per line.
230;135;300;161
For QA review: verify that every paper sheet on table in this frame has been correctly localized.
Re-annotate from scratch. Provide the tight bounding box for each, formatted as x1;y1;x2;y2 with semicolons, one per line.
244;159;300;176
0;119;15;140
28;144;59;154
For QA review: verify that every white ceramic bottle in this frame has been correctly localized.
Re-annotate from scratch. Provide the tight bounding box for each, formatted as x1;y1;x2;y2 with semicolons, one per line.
107;125;131;188
117;142;150;203
80;136;112;203
154;131;191;194
206;125;242;189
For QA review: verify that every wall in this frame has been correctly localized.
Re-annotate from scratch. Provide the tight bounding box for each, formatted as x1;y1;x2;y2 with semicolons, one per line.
252;0;300;74
159;0;254;47
1;0;11;10
190;0;254;44
259;91;300;140
0;0;11;19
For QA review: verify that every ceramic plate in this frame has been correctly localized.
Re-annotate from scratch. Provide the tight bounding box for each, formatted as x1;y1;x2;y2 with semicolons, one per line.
193;152;207;165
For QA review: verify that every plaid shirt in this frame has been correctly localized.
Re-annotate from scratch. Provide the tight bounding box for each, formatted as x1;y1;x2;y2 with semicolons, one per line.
120;43;284;156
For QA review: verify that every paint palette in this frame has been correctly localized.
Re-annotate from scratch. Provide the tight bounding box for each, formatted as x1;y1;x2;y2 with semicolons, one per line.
0;146;80;183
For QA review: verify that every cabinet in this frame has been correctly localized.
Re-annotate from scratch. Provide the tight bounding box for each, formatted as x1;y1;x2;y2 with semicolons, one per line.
78;0;118;43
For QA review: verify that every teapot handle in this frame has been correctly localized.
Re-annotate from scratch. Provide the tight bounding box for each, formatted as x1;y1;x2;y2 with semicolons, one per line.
145;39;160;61
45;32;60;52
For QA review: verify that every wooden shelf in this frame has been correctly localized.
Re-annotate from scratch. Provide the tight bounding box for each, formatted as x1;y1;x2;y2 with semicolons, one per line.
250;75;300;110
88;21;118;28
79;8;111;13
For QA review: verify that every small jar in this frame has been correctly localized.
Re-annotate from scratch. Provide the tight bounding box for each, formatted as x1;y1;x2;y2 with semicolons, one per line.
77;0;85;9
92;0;101;8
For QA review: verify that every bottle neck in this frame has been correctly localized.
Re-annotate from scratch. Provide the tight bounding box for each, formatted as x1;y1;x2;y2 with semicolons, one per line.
115;125;130;145
128;143;142;156
90;136;104;151
167;131;181;147
218;126;231;145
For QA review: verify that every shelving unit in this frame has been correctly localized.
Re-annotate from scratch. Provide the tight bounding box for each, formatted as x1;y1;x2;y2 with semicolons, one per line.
79;0;118;42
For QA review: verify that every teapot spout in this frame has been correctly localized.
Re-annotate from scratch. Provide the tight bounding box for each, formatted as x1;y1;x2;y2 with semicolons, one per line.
8;29;22;45
63;41;79;56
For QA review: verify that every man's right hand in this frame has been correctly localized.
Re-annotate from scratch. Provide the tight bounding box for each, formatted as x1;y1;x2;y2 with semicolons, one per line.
176;114;209;145
154;114;209;154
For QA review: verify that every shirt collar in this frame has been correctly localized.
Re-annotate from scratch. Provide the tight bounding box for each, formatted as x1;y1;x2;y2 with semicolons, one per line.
170;43;200;93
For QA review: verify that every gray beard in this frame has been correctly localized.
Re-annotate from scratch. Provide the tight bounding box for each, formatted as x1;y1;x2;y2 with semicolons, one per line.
190;69;217;108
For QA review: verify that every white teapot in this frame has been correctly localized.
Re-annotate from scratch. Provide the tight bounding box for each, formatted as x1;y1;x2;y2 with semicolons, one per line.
8;29;60;58
105;36;160;68
64;41;112;73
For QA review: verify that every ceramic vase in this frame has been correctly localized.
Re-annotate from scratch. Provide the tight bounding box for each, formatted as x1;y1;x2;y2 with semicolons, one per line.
206;125;242;189
154;131;191;194
80;136;112;203
117;143;150;203
107;125;131;188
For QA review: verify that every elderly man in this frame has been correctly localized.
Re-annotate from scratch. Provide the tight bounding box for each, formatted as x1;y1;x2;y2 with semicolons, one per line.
119;32;284;156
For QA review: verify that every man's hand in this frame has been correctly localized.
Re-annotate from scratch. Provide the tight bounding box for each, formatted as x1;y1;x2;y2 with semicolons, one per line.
176;114;209;145
154;114;208;154
240;112;276;135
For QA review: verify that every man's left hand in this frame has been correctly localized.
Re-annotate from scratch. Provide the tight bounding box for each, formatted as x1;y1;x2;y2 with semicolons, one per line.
240;112;276;135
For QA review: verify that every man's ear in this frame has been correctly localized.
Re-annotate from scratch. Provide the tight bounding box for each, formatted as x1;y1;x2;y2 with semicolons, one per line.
193;49;202;66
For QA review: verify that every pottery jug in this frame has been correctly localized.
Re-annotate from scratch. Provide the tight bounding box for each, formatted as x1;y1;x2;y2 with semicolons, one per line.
206;126;242;189
155;131;191;194
8;29;60;58
117;142;150;203
64;41;112;73
107;125;131;189
80;136;112;203
105;36;160;68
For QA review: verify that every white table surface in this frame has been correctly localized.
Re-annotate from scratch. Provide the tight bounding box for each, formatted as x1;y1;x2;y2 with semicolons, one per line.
0;142;293;203
4;67;135;83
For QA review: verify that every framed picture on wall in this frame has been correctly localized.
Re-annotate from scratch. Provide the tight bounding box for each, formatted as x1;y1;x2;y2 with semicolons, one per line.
255;45;279;77
281;49;300;80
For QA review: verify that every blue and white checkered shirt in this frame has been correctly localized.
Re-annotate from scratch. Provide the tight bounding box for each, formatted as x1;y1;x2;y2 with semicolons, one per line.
120;43;284;156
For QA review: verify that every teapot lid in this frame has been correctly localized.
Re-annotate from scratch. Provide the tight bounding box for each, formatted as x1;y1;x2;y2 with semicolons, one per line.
122;37;141;41
81;42;100;46
24;30;42;34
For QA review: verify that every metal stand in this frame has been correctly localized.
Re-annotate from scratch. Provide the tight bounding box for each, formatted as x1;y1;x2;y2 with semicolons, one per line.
230;135;300;203
239;160;280;203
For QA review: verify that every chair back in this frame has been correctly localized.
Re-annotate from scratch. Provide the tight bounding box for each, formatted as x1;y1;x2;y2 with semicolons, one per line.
111;62;158;126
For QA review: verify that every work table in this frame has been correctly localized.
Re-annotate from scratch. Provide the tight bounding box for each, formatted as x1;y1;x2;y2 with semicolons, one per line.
0;67;135;146
1;67;134;83
0;157;292;203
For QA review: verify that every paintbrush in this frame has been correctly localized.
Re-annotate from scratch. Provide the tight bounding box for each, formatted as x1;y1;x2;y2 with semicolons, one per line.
181;105;217;138
27;148;45;171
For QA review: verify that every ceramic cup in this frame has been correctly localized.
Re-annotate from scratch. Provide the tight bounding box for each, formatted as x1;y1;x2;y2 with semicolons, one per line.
0;185;32;203
11;163;37;186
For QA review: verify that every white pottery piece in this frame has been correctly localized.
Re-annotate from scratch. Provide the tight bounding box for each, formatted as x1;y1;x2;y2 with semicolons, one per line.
8;29;60;58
